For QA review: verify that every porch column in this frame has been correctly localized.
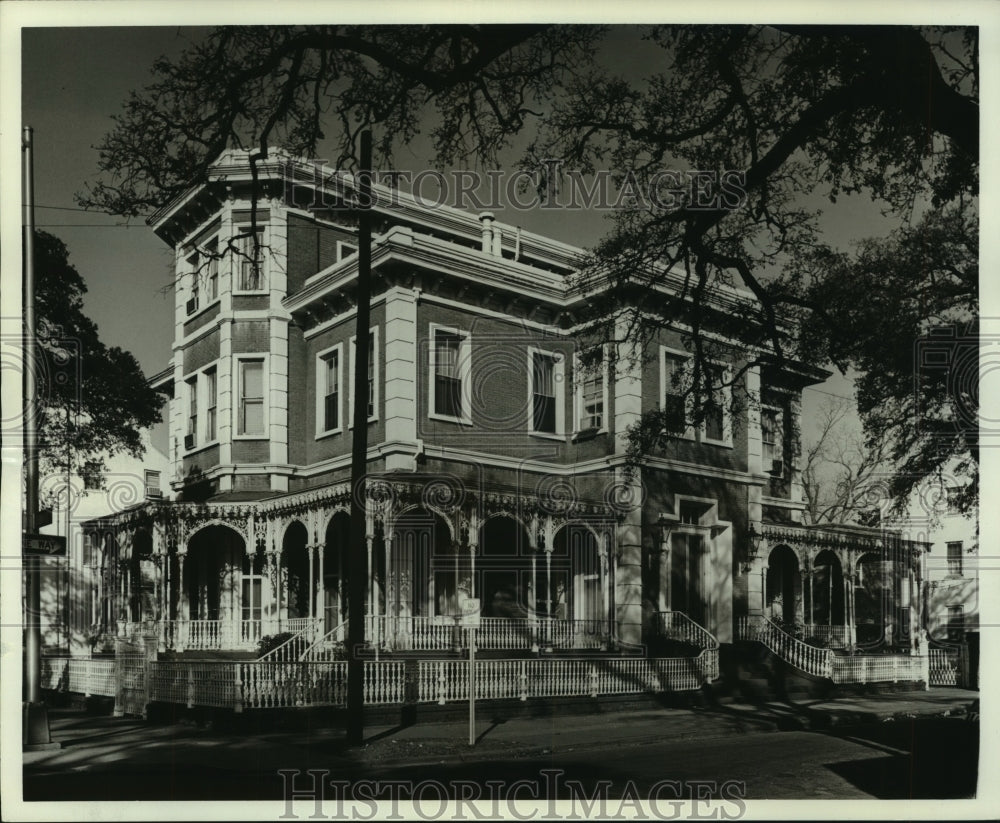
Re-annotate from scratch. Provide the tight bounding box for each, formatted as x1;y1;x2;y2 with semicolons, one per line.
658;529;671;613
828;565;834;627
308;543;316;623
317;542;325;629
265;551;278;634
609;545;619;647
846;562;857;648
806;565;815;626
384;526;394;648
530;546;539;652
177;550;188;652
798;565;809;626
544;547;553;652
367;529;378;647
601;534;611;651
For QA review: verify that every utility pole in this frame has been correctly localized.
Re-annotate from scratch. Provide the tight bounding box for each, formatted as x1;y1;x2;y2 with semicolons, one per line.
23;125;56;750
346;130;373;746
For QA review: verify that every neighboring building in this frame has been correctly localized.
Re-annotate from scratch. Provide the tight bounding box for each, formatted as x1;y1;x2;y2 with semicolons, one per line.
889;471;978;644
38;434;170;655
75;150;927;687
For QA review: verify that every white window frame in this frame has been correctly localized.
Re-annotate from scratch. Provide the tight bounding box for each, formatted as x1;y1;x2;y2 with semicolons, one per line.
232;224;268;295
428;323;472;425
573;345;609;434
186;251;201;316
658;345;733;447
203;236;220;302
315;342;344;438
659;346;696;440
182;361;222;453
348;326;380;427
234;355;269;439
700;360;733;447
761;405;784;475
527;346;566;438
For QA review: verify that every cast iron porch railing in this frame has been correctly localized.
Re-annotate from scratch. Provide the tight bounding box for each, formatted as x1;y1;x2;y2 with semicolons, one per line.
41;653;719;715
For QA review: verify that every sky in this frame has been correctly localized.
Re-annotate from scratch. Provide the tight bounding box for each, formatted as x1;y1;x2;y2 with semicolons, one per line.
13;13;984;465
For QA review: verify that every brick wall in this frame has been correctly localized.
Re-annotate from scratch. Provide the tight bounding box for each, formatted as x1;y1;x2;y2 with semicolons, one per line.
182;329;220;374
232;320;270;352
286;212;353;293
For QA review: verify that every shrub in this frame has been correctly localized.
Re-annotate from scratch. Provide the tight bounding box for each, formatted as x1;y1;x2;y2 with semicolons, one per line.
256;632;295;657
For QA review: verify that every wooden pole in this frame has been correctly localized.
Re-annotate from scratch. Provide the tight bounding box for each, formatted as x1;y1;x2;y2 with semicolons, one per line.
346;131;373;746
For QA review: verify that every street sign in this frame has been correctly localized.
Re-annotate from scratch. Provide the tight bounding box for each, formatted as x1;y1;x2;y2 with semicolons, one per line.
22;533;66;557
459;597;480;628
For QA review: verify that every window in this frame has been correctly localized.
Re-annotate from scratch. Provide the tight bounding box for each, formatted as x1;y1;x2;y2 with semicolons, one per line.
242;554;263;622
574;347;607;432
205;367;217;442
947;605;965;642
316;344;343;436
947;541;963;576
206;238;219;301
529;348;564;435
82;459;102;491
762;407;784;475
349;328;379;425
187;271;200;315
236;227;265;291
703;363;727;442
659;347;732;445
144;470;162;499
238;359;265;436
434;330;461;417
186;376;198;447
661;350;689;434
946;486;962;515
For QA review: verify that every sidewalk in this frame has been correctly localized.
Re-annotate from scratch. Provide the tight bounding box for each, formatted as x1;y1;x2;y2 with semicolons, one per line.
22;687;978;774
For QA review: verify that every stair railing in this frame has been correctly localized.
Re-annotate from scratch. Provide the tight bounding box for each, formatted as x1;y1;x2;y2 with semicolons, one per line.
739;615;833;679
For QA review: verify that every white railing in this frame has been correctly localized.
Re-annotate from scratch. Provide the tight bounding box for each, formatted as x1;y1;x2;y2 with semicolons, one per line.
801;624;850;648
929;647;960;686
474;617;534;649
738;615;833;679
656;612;720;650
41;657;116;697
541;618;610;650
255;619;324;662
149;661;238;707
830;654;928;685
163;619;318;652
300;620;352;662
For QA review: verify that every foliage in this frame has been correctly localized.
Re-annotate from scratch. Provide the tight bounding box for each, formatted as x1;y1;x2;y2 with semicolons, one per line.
79;24;978;511
800;397;891;525
256;632;296;657
32;230;165;497
800;206;978;517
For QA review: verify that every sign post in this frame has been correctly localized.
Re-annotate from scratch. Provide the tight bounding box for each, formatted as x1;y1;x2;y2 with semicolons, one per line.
459;598;480;746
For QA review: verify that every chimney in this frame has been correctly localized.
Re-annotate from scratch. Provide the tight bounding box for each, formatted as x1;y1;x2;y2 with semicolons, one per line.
479;212;495;254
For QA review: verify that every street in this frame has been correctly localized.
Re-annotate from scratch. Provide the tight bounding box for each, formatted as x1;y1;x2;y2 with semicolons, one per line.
21;710;978;802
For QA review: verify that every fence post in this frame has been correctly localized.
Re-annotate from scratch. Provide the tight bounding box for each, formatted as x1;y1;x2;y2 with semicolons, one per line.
437;661;446;705
589;664;598;698
234;663;244;713
519;660;528;702
187;666;195;709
